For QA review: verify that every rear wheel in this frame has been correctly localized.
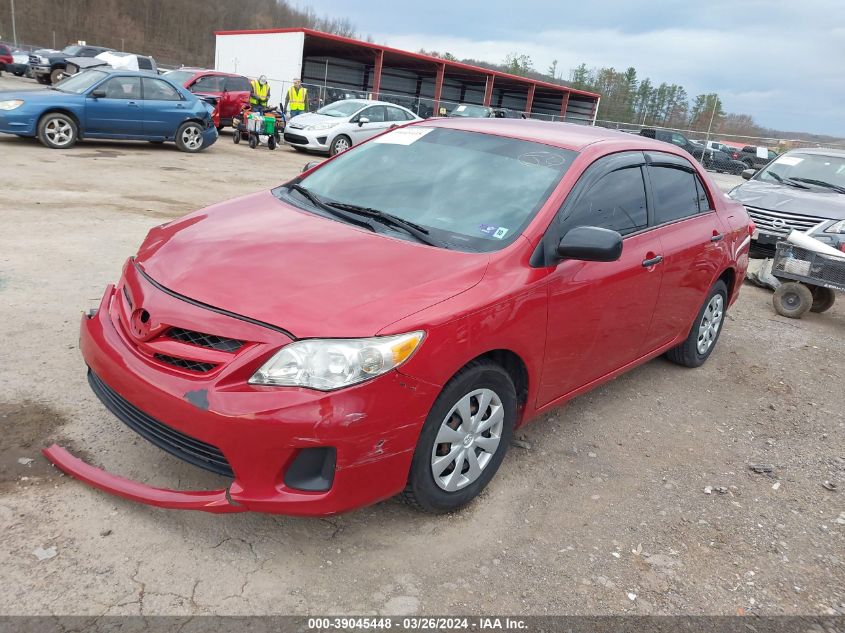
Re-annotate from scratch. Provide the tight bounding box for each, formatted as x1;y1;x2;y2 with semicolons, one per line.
36;75;50;85
772;282;812;318
175;121;205;153
809;286;835;313
37;112;78;149
268;135;277;150
248;135;258;149
402;360;516;513
665;280;728;367
233;131;241;144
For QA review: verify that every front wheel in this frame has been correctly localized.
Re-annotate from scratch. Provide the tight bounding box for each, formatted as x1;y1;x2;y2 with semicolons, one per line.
175;122;205;153
665;280;728;367
402;360;516;513
773;282;812;319
49;67;66;85
37;112;78;149
809;286;835;313
233;131;241;144
329;135;351;156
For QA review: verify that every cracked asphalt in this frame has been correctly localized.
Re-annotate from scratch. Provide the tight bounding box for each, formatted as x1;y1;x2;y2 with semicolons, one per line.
1;74;843;616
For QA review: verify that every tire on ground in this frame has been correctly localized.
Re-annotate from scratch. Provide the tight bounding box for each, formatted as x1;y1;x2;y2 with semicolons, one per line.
175;121;205;153
665;279;729;368
329;135;351;156
809;285;835;314
772;282;813;319
37;112;78;149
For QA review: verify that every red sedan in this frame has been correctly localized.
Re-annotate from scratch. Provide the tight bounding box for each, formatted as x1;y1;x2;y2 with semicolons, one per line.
45;119;752;516
162;68;250;129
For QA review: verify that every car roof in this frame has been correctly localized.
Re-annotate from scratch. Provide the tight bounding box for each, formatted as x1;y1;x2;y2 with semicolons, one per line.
168;68;241;77
421;118;680;152
785;147;845;158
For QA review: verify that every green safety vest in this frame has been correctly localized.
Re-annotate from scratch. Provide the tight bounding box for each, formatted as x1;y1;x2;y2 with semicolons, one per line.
250;80;269;106
288;85;307;110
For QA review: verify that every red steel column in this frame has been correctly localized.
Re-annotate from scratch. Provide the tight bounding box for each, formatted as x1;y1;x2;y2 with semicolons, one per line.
483;75;494;106
433;63;445;115
372;49;384;98
559;90;570;121
524;84;536;116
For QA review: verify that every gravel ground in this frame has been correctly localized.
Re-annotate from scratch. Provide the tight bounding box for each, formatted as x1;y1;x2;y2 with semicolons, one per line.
0;73;843;617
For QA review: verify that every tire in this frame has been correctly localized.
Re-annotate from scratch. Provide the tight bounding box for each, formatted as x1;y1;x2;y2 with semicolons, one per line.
175;121;205;153
772;282;812;319
329;135;351;156
248;135;258;149
401;360;516;514
665;280;729;367
49;67;65;85
233;131;240;144
14;71;24;77
37;112;78;149
742;159;754;169
809;286;835;313
36;75;49;85
268;135;276;150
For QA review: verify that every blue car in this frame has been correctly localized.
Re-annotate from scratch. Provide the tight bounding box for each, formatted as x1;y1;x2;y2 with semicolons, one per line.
0;69;218;152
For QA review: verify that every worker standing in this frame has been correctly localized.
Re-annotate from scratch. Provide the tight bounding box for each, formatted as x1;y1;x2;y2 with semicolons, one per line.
249;75;271;112
285;78;308;118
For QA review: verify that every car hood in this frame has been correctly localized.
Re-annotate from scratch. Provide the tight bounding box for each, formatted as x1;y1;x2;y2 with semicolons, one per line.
730;180;845;219
135;191;489;338
286;112;346;129
0;89;83;103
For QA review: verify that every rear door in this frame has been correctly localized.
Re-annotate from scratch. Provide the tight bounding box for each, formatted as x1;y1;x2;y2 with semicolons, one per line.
222;76;251;122
640;153;728;352
84;75;143;136
538;152;665;406
141;77;188;138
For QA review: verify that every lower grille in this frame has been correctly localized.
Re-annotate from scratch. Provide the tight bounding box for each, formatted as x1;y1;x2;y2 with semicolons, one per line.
88;370;233;477
745;205;829;236
284;132;309;145
154;354;216;373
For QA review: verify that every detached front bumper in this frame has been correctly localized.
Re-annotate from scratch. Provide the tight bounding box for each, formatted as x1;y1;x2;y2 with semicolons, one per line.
45;265;439;515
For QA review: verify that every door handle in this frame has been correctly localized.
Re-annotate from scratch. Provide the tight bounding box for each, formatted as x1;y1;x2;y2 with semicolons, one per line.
710;233;724;242
127;101;140;107
642;255;663;267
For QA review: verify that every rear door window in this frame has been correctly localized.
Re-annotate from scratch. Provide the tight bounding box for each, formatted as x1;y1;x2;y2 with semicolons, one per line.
387;106;410;122
190;75;226;93
563;166;648;236
225;76;251;92
648;165;701;224
142;78;182;101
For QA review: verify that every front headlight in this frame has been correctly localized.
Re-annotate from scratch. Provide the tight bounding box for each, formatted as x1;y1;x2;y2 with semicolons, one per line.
306;121;339;131
0;100;24;111
249;331;424;391
39;56;49;64
824;219;845;234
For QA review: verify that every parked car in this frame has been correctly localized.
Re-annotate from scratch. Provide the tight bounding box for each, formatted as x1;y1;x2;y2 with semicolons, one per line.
702;149;747;175
30;44;114;85
729;148;845;256
448;104;521;119
283;98;422;155
7;49;31;76
738;145;778;170
163;68;250;129
640;128;705;160
0;68;217;152
65;51;158;76
0;43;12;75
43;119;751;516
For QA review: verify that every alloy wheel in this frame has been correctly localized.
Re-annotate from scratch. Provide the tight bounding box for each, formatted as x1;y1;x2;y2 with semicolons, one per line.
430;388;504;492
182;125;203;151
696;294;724;354
45;118;73;147
334;137;350;152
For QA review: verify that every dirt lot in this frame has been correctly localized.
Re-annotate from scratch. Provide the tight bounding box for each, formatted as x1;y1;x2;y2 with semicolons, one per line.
0;73;843;617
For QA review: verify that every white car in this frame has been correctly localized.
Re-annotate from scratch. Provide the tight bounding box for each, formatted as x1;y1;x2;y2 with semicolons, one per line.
283;99;422;155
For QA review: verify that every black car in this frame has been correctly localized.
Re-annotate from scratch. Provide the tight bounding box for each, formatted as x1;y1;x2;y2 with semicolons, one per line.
448;103;521;119
729;148;845;256
739;145;778;170
702;149;747;175
30;44;113;85
639;128;706;160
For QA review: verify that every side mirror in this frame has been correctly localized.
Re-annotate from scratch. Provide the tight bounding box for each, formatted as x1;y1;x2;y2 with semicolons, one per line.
357;116;370;127
89;89;106;99
557;226;623;262
301;160;321;173
741;169;755;180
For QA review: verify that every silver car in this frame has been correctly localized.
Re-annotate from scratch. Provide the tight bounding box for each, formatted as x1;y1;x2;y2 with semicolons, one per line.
283;99;422;155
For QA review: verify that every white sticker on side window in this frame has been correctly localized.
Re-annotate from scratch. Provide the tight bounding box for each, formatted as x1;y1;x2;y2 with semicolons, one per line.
456;105;467;112
372;127;434;145
775;156;803;166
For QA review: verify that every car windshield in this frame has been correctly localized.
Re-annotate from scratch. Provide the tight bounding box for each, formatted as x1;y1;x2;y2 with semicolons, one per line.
756;153;845;190
317;101;365;118
62;45;83;55
285;127;576;252
163;70;195;86
53;69;108;93
449;105;491;118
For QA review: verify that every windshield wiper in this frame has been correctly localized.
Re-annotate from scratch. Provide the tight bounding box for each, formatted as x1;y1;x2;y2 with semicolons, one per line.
324;201;447;248
767;172;809;189
788;177;845;194
287;183;375;232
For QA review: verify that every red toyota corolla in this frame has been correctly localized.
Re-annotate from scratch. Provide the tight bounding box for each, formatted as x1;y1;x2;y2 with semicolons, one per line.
45;119;752;516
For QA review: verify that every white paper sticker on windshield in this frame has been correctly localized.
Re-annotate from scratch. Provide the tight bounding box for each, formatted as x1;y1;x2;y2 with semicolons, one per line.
775;156;803;166
372;127;434;145
456;105;467;112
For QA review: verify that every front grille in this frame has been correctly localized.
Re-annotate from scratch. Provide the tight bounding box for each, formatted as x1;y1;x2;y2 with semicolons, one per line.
154;354;216;373
87;370;233;477
166;327;243;352
745;205;830;236
284;132;309;145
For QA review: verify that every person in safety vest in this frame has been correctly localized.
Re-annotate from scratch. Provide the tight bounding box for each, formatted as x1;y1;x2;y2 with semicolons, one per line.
284;78;308;118
249;75;270;111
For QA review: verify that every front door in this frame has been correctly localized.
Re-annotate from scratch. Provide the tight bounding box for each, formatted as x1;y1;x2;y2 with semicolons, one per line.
538;154;664;406
85;75;143;136
350;105;391;143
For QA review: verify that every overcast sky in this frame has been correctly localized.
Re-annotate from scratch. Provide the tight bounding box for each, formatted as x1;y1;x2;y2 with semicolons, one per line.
302;0;845;137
